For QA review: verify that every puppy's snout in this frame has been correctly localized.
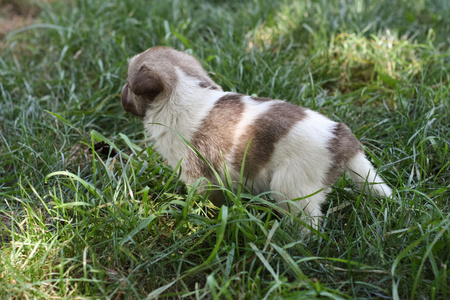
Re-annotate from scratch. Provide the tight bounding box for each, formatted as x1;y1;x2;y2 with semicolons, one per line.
121;83;145;117
121;83;130;111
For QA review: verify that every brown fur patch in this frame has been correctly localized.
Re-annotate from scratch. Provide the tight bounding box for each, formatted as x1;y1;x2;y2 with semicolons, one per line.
198;81;221;90
186;94;245;179
233;100;307;177
129;65;163;96
324;123;362;186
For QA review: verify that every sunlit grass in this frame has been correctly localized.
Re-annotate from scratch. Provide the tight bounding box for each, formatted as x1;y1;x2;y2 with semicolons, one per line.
1;0;449;299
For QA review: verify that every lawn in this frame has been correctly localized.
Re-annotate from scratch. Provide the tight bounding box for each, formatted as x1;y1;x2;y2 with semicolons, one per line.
0;0;449;298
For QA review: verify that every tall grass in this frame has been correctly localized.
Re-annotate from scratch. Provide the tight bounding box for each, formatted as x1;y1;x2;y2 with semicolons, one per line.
1;0;449;298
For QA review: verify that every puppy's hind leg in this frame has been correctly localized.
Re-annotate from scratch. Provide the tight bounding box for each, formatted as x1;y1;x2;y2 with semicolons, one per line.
270;171;328;233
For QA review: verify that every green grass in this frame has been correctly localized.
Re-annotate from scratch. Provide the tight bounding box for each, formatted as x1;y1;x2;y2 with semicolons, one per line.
1;0;449;298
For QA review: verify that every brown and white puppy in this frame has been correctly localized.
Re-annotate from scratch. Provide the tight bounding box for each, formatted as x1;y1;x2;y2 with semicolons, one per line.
121;46;392;228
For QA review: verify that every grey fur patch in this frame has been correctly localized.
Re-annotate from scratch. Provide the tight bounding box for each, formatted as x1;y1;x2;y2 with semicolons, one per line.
233;100;307;178
324;123;363;186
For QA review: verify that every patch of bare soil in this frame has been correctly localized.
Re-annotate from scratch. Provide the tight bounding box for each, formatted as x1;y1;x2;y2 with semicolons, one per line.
0;0;53;46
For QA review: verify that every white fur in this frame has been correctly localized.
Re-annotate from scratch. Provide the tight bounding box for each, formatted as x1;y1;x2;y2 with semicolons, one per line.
267;110;336;216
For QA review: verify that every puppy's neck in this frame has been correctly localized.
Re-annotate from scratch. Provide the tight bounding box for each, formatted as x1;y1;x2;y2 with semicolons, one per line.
144;67;227;140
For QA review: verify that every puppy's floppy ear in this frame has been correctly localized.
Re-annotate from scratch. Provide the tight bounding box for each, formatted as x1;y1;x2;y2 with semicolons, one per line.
130;65;163;96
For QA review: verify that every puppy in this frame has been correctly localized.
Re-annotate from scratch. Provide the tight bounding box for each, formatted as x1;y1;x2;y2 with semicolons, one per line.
121;46;392;228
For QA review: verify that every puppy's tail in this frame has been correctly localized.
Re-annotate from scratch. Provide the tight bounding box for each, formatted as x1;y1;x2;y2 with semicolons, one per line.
345;152;392;197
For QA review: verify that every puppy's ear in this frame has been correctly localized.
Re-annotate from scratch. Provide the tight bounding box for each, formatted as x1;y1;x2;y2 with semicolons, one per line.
130;65;163;96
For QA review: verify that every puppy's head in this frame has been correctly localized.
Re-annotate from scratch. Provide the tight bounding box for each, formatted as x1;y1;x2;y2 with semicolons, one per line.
121;47;222;117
